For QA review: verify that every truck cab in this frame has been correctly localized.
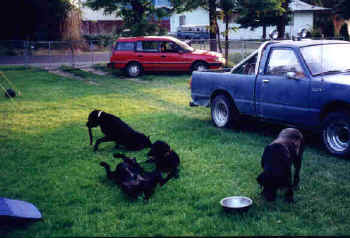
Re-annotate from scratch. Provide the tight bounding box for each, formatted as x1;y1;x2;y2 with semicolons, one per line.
190;39;350;157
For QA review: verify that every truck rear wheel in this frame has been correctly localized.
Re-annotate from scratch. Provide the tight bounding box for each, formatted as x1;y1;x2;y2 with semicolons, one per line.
322;111;350;157
211;95;237;128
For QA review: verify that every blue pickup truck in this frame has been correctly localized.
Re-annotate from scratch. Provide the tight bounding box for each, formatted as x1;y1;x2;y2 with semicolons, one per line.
190;39;350;157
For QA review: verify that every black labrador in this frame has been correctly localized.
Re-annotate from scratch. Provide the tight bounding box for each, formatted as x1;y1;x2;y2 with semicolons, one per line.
100;153;163;200
86;110;152;151
257;128;304;202
146;140;180;186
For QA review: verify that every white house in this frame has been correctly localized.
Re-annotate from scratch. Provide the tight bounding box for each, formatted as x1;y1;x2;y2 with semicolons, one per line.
170;0;329;39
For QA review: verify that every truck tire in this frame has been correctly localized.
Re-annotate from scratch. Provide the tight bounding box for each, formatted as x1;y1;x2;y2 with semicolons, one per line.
125;62;142;77
211;94;237;128
322;111;350;157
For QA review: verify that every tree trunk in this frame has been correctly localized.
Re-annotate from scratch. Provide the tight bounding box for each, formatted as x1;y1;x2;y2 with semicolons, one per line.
262;25;266;39
209;0;217;51
276;0;290;39
331;15;345;37
277;22;286;39
345;20;350;39
216;21;222;54
225;14;229;67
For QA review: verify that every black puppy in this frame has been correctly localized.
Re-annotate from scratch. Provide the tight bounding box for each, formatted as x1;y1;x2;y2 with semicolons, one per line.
146;140;180;186
257;128;304;203
86;110;152;151
100;153;163;200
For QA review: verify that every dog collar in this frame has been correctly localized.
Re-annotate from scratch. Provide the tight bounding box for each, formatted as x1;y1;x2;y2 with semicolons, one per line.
165;149;173;157
97;111;103;118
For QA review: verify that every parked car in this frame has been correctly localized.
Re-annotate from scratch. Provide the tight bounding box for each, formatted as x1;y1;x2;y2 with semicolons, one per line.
190;39;350;157
176;24;210;40
108;36;224;77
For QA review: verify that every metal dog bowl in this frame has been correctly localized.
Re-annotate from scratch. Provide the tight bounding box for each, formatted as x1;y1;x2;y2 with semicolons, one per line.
220;196;253;212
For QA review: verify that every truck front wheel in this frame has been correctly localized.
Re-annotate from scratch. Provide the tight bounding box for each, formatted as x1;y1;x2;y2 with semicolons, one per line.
211;95;237;128
322;111;350;157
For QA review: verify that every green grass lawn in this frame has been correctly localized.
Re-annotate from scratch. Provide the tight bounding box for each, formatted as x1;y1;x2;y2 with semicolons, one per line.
1;66;350;237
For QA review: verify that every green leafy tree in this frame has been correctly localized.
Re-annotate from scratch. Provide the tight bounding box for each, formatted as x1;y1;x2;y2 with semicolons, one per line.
303;0;349;37
0;0;72;40
217;0;239;64
236;0;291;39
84;0;202;36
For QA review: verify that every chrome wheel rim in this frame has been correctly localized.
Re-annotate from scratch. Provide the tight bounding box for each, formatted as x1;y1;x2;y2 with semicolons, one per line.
196;64;206;71
325;121;350;152
213;100;229;127
128;64;140;77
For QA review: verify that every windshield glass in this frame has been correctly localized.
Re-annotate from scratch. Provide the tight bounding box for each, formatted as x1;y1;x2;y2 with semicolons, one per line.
300;43;350;75
171;38;194;52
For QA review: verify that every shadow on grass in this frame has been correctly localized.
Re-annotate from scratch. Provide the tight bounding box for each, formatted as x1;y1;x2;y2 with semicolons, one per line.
231;115;327;156
0;218;42;236
92;64;190;80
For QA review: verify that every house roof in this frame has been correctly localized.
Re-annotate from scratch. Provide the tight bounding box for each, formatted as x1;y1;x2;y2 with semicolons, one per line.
290;0;330;12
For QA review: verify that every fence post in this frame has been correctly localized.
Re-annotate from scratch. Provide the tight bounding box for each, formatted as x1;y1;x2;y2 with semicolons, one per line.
90;40;94;65
24;41;28;68
70;40;75;67
48;41;52;68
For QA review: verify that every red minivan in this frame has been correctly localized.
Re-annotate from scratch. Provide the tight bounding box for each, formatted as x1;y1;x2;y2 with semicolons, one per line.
108;36;225;77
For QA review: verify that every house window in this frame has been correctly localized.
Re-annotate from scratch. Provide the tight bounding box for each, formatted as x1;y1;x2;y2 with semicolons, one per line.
179;15;186;26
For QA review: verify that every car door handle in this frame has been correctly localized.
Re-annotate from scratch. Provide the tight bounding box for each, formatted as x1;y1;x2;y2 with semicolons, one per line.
263;79;270;83
137;55;143;57
161;55;166;58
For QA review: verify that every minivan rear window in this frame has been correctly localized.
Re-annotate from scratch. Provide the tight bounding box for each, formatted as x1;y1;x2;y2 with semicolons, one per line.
115;42;135;51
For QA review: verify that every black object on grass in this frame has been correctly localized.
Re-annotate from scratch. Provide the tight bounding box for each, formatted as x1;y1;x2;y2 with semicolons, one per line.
5;88;16;98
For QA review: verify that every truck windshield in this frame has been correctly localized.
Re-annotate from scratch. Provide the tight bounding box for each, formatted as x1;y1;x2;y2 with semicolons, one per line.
300;44;350;76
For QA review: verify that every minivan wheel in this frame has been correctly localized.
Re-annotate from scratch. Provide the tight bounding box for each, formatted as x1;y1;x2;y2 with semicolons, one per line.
322;111;350;157
192;62;208;72
211;94;237;128
125;62;142;77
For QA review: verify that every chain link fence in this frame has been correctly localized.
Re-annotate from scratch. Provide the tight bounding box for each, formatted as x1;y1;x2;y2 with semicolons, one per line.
0;40;114;68
6;38;343;68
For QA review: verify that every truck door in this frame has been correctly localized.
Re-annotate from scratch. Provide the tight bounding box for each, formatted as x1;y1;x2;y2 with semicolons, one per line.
255;47;310;125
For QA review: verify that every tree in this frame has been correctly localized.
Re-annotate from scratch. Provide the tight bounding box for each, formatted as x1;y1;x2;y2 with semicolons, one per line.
303;0;348;37
84;0;202;36
217;0;238;65
235;0;291;39
335;0;350;38
0;0;72;40
208;0;218;51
